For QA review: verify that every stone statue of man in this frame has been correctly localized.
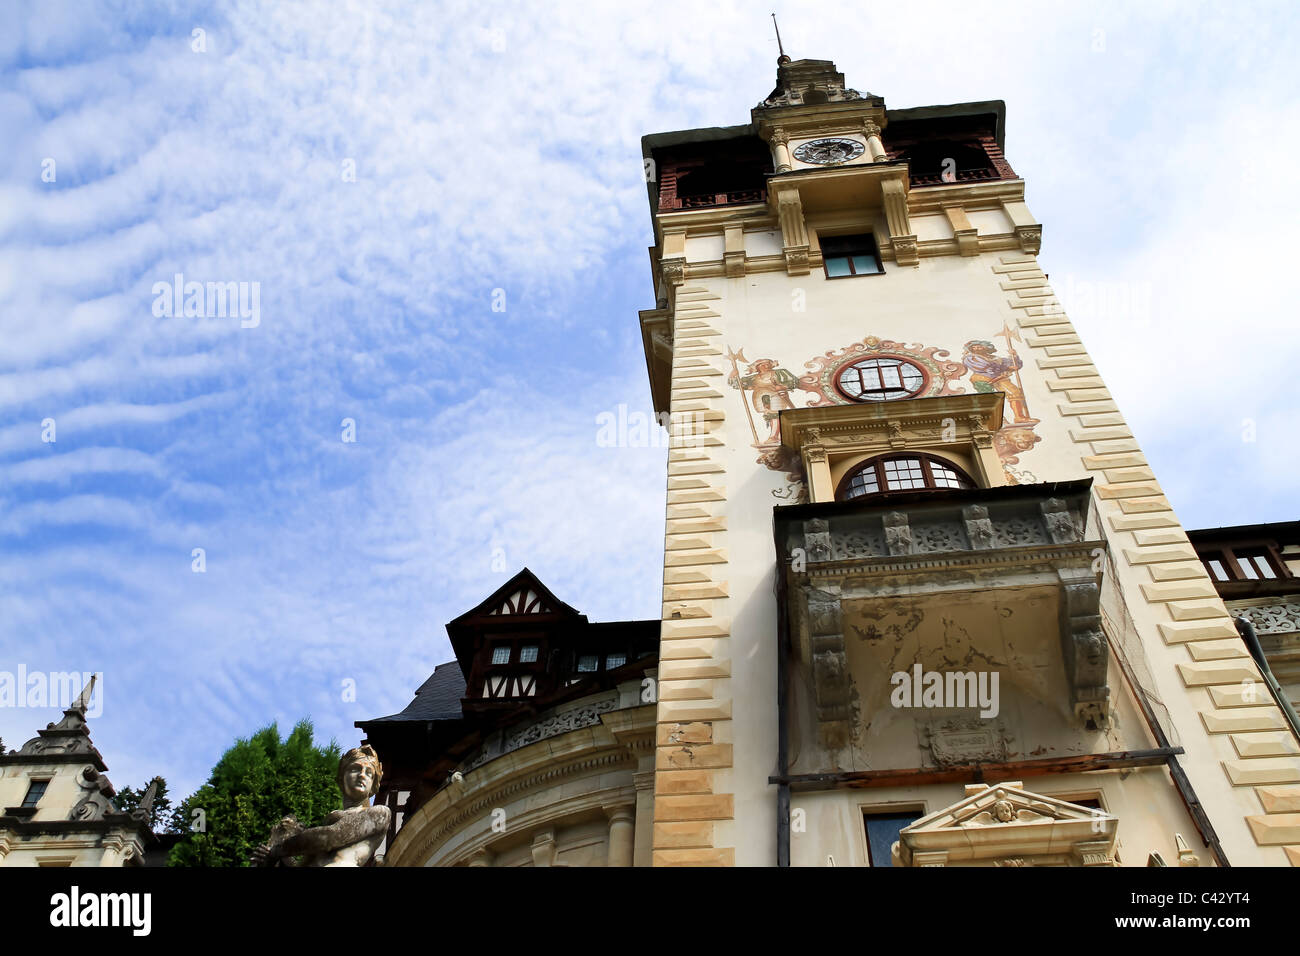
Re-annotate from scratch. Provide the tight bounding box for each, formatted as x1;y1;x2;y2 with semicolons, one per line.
251;744;390;867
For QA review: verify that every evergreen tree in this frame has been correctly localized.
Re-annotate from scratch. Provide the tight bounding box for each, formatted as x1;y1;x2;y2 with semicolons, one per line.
111;776;174;831
168;719;342;867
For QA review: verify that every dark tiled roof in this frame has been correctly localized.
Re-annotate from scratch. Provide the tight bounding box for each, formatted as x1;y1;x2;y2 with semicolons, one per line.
366;662;465;723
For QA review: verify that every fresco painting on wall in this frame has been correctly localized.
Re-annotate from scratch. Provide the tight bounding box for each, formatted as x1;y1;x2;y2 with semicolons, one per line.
728;327;1044;490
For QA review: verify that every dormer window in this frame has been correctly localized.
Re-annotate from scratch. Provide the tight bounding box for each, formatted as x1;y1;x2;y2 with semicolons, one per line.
490;646;511;665
519;644;539;663
837;454;974;502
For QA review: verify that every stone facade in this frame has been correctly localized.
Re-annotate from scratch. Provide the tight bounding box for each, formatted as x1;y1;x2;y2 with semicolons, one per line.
637;56;1300;866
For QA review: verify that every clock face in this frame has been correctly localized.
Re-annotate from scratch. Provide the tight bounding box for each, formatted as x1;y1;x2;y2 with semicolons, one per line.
793;137;866;166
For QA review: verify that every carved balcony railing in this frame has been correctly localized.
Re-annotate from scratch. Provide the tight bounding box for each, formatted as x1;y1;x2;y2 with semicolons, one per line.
668;188;768;210
909;166;1000;188
776;480;1111;748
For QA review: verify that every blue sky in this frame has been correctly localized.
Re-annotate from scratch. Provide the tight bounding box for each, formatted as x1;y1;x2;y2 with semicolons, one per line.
1;0;1296;799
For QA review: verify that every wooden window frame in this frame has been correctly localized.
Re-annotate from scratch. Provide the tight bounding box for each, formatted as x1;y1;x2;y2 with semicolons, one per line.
1197;544;1289;584
474;634;548;701
833;354;931;403
836;453;976;502
820;233;884;280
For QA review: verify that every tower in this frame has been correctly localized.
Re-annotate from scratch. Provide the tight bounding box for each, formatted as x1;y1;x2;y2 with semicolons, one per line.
639;56;1300;866
0;676;155;867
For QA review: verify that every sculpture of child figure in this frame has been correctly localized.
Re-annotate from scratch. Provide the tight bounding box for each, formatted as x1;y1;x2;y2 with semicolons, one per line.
251;744;391;867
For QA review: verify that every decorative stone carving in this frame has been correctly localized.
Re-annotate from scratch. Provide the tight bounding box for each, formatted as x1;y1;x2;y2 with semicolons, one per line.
505;694;619;751
961;505;995;550
803;518;832;563
993;515;1049;549
784;245;810;276
1057;567;1111;729
834;527;885;560
660;258;685;287
894;783;1118;867
1235;601;1300;635
883;512;912;556
1015;224;1042;255
252;745;390;867
912;520;967;554
891;235;919;267
1041;498;1082;544
886;420;905;447
71;766;115;822
922;717;1006;767
804;585;851;750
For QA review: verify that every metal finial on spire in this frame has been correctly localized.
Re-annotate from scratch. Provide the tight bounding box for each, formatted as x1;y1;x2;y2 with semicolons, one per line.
772;13;790;65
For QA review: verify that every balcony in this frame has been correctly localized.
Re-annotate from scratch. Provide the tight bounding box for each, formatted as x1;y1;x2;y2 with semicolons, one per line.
909;166;1000;188
671;187;767;210
775;480;1110;757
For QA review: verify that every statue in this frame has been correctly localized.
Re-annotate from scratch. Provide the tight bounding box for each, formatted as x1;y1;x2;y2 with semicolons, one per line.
251;745;390;867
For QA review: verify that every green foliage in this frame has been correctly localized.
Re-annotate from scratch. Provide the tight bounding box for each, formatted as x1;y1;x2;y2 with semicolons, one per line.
168;719;341;867
111;776;174;832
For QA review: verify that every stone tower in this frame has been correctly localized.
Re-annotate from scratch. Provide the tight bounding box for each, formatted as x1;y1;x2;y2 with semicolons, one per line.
638;56;1300;867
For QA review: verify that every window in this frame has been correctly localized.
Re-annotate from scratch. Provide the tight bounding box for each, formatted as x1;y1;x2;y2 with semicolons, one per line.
577;655;598;673
1198;547;1285;583
22;780;49;808
863;810;922;867
1236;551;1278;580
821;234;883;278
837;454;974;501
835;356;926;402
490;646;511;665
606;653;627;670
519;644;539;663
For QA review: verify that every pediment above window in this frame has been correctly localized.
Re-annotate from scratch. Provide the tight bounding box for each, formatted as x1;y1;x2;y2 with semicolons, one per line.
779;393;1006;503
894;782;1118;867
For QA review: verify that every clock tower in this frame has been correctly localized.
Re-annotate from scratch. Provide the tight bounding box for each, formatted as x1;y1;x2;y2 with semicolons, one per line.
638;55;1300;866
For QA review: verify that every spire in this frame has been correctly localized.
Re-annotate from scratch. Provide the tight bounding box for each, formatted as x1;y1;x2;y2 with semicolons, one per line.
72;673;98;715
772;13;790;65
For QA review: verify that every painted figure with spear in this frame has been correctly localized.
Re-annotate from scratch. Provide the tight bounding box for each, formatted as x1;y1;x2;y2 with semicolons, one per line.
726;346;800;445
962;323;1037;425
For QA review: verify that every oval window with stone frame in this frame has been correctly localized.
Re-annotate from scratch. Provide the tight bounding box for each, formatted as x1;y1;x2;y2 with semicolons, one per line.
834;356;928;402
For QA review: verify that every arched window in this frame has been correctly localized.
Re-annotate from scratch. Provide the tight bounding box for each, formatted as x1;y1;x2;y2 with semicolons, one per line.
836;454;974;501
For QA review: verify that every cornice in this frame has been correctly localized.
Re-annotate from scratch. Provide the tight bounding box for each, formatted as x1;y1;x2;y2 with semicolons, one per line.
780;393;1004;454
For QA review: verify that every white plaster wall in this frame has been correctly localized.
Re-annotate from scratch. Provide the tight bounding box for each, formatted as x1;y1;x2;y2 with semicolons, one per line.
684;244;1287;865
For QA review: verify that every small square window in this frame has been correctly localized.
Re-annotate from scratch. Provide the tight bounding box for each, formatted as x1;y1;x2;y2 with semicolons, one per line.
606;653;627;670
821;234;883;278
577;655;598;673
519;645;539;663
22;780;49;808
490;646;510;665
